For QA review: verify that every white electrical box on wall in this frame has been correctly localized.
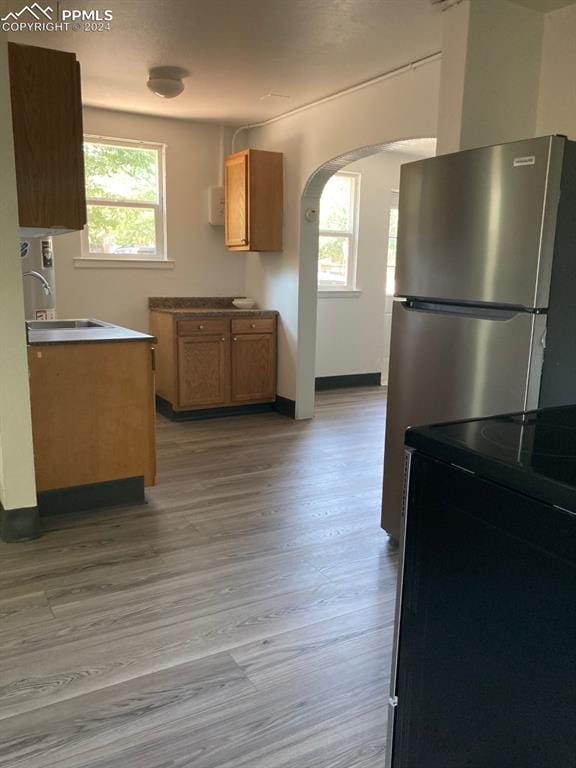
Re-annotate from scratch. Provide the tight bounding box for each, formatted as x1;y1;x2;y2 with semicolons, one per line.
208;186;225;226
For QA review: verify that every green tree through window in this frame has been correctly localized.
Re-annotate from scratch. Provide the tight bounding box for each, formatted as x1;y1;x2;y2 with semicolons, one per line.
83;139;165;259
318;172;359;289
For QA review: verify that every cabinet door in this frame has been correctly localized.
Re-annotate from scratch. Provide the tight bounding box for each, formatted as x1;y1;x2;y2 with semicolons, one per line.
178;336;229;407
231;333;276;403
8;43;86;233
225;152;248;247
249;149;283;252
28;342;156;492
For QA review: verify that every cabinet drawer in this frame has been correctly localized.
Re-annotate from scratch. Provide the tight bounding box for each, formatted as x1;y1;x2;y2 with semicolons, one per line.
231;318;275;335
177;318;228;336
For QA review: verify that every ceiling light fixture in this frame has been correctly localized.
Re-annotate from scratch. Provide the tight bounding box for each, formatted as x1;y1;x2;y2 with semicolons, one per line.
147;66;189;99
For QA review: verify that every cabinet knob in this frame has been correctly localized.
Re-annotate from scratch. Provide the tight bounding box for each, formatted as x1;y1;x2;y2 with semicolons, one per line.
221;337;226;341
199;324;205;330
233;337;238;341
251;323;256;329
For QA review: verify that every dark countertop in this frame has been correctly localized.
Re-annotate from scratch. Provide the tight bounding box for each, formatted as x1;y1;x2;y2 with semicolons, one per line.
148;296;278;319
150;296;239;310
150;307;278;318
27;321;156;346
405;405;576;512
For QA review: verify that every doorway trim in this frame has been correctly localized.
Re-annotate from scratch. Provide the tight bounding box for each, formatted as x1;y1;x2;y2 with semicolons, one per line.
295;138;435;420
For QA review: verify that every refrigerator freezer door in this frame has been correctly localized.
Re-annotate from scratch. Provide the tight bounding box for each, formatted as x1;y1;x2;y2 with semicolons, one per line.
381;301;547;539
395;136;564;309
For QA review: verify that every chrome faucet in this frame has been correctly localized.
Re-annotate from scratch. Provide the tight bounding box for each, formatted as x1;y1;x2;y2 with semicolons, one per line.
23;271;53;296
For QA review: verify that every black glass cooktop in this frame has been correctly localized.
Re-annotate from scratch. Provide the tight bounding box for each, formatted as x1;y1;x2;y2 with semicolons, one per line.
405;405;576;509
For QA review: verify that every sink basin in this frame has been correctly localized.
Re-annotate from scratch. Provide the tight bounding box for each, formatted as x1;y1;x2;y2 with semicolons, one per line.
26;318;151;346
26;319;112;330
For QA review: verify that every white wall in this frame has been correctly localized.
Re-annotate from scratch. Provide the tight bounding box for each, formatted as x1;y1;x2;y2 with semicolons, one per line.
536;3;576;137
244;57;441;415
436;0;470;156
315;152;414;381
0;34;37;512
54;108;245;333
436;0;576;151
437;0;543;155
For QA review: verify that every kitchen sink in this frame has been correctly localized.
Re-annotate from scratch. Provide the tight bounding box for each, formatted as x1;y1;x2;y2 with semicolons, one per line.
26;319;113;330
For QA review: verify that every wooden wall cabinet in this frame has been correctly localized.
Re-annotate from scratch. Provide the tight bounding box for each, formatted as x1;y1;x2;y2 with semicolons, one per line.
150;312;277;413
224;149;283;252
8;42;87;236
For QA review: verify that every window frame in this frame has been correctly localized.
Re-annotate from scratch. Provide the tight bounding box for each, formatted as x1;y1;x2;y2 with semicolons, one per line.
81;135;167;263
317;171;361;293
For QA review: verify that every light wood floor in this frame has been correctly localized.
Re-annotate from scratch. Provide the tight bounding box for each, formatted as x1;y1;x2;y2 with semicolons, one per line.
0;387;396;768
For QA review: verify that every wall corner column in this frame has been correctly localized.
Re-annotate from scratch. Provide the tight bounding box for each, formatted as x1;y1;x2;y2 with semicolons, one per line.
0;34;39;541
437;0;544;154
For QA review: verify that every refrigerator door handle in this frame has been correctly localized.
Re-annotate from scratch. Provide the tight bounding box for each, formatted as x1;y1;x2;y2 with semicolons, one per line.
540;328;547;349
399;299;535;322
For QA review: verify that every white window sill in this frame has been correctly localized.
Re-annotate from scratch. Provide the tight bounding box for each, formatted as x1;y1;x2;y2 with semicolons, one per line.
318;289;362;298
74;258;175;270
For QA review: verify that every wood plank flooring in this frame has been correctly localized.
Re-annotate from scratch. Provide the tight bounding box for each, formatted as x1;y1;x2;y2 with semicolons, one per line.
0;387;396;768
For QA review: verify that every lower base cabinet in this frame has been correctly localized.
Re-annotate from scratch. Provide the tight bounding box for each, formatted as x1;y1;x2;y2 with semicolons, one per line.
28;341;156;492
151;311;277;413
231;333;276;402
178;335;230;407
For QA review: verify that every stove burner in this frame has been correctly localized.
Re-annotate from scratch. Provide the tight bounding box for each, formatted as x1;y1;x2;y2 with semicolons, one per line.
479;419;576;459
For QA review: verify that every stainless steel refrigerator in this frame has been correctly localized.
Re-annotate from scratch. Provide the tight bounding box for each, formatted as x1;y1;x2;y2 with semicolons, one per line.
382;135;576;540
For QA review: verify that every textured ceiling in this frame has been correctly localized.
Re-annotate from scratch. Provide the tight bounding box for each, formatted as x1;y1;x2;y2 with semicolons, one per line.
508;0;576;11
2;0;442;124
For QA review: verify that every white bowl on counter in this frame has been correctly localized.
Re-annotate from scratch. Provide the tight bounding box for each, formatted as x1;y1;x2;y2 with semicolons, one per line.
233;298;257;309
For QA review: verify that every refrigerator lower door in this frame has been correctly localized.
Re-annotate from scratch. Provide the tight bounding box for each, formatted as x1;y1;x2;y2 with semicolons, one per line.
381;301;546;540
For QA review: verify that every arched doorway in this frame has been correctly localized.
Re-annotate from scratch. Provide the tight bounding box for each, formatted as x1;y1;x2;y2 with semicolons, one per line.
295;138;436;419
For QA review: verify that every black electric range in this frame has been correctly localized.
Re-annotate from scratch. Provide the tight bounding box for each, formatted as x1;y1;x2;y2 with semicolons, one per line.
387;405;576;768
404;404;576;512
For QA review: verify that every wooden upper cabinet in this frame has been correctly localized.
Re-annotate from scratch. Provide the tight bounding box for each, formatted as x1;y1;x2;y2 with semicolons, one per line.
225;149;283;252
225;152;248;247
8;43;87;236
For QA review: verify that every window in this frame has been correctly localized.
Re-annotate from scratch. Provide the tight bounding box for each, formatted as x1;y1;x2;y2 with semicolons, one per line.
82;137;166;260
386;190;400;296
318;172;360;290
